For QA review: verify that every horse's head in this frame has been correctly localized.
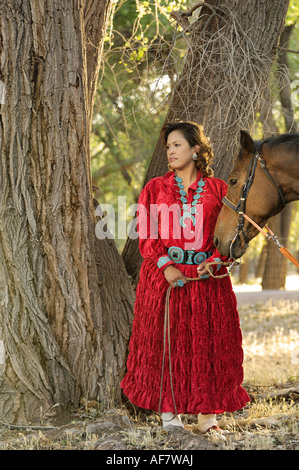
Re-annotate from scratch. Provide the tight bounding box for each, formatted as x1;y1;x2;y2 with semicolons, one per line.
214;130;290;259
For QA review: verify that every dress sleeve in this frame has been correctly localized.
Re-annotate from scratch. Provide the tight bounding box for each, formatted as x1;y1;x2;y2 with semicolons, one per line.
137;182;176;272
205;178;230;274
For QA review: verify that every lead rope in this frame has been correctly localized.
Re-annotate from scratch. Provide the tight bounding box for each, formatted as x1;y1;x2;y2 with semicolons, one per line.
223;197;299;269
158;260;240;423
159;283;177;421
242;213;299;269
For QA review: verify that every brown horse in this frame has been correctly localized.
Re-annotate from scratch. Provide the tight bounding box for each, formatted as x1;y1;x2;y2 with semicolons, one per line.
214;130;299;259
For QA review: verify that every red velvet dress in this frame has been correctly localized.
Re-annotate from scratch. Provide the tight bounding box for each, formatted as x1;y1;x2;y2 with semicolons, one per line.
121;170;250;414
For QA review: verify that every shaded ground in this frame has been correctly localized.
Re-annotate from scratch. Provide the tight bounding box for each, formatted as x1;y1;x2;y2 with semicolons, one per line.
0;385;298;451
0;298;298;451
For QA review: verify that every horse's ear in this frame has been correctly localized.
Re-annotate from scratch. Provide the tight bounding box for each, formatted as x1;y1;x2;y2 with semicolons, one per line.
240;130;254;154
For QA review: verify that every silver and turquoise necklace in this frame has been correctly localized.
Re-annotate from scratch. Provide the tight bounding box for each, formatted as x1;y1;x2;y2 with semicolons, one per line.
174;173;206;228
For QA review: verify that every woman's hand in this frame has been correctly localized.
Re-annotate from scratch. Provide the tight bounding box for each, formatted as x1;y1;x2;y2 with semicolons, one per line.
163;265;188;288
196;262;210;278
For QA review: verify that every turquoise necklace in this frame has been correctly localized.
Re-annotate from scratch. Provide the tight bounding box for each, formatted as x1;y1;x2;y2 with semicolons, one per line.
174;173;206;228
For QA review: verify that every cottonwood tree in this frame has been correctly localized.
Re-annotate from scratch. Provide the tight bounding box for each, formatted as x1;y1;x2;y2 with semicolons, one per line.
123;0;291;282
261;23;298;290
0;0;135;424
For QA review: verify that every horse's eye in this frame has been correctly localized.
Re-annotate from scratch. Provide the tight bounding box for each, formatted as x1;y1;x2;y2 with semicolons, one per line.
229;178;238;186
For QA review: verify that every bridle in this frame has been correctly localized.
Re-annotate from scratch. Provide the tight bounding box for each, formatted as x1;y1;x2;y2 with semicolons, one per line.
222;141;287;259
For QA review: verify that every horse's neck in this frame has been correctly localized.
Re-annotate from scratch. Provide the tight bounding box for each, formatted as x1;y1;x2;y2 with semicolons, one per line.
278;163;299;203
286;185;299;203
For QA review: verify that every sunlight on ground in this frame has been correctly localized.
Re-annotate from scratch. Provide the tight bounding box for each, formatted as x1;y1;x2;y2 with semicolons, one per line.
230;272;299;387
232;274;299;292
239;298;299;385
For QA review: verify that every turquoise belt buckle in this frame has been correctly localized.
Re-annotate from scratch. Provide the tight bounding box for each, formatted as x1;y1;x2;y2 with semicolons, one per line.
168;247;213;265
168;246;184;264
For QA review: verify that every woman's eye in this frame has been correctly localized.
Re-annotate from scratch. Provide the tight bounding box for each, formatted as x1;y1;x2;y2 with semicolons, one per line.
229;178;238;186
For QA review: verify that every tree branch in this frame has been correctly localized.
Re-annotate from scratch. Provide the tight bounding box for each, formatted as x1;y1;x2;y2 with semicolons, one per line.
276;46;299;55
83;0;115;119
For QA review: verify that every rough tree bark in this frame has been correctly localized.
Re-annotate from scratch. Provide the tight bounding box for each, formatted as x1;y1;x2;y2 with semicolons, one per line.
0;0;134;424
122;0;290;283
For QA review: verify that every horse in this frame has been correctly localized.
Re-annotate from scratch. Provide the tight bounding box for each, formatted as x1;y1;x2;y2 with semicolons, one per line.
213;130;299;260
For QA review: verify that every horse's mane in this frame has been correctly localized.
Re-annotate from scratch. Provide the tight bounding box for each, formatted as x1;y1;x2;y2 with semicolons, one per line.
262;132;299;158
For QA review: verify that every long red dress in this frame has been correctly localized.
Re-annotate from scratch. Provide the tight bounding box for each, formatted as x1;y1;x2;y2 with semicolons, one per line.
121;170;250;414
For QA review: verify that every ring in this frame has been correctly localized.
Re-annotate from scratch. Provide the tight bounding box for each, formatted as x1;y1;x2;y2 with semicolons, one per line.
177;279;184;287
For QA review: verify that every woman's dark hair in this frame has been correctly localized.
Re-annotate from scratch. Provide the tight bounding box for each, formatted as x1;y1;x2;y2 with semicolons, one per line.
160;121;214;177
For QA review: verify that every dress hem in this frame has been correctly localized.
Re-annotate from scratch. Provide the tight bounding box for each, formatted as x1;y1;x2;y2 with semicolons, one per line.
121;375;250;415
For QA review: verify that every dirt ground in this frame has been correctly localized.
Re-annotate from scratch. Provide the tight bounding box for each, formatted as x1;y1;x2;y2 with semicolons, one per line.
0;297;298;451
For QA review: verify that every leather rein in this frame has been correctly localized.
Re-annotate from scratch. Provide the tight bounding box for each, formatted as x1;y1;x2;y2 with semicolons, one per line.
222;142;299;269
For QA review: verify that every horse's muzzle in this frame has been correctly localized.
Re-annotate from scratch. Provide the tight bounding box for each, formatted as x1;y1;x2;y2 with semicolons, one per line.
213;234;230;258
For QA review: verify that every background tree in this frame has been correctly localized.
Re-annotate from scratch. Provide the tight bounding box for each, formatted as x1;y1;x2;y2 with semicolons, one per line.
261;18;298;290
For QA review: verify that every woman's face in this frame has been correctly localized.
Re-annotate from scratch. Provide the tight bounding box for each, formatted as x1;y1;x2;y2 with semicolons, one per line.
166;130;198;172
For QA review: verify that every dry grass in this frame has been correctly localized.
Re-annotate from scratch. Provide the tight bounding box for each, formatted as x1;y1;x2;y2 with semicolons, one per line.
197;297;299;450
241;298;299;385
0;298;298;450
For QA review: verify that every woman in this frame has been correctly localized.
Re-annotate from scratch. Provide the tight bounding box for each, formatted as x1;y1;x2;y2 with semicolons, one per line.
121;121;250;432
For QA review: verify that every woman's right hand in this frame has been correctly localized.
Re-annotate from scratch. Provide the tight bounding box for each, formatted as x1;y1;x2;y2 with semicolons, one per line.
163;265;188;288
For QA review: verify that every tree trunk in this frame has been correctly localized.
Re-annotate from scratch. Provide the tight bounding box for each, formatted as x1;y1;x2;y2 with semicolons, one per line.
255;244;268;279
261;23;297;289
261;214;284;290
277;23;297;288
122;0;290;282
278;24;298;134
238;253;249;284
0;0;134;424
278;204;294;288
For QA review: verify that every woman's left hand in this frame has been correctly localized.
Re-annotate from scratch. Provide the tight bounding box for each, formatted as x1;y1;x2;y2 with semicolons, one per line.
197;262;210;277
